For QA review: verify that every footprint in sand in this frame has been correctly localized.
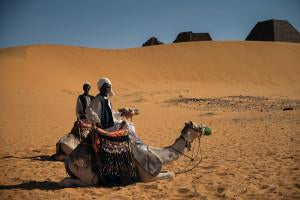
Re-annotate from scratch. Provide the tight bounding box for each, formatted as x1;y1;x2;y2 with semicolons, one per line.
175;187;206;199
204;183;215;192
142;184;158;190
177;187;191;193
217;186;225;193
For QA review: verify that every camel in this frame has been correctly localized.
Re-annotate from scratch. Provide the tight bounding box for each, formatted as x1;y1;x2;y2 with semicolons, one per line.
51;108;140;161
59;121;210;187
118;107;139;121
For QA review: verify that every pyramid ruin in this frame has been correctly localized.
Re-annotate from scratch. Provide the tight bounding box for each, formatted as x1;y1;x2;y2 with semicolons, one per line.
246;19;300;43
173;32;212;43
142;37;164;47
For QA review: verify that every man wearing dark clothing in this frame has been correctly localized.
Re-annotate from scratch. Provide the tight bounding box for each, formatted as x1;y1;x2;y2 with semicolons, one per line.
76;82;94;119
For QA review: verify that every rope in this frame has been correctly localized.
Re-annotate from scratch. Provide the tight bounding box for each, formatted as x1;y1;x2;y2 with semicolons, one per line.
173;135;203;175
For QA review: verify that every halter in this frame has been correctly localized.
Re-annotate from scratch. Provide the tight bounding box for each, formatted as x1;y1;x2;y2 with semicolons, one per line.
171;131;203;175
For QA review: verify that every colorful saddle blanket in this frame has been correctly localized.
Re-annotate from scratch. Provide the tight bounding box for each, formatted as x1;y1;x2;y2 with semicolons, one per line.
96;134;138;186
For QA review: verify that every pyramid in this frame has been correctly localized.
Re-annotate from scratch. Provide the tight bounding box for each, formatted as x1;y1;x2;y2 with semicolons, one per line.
173;32;212;43
142;37;164;47
246;19;300;43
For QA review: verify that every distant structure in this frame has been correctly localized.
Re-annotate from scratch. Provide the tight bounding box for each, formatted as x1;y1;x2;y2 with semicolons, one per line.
246;19;300;43
173;32;212;43
142;37;164;47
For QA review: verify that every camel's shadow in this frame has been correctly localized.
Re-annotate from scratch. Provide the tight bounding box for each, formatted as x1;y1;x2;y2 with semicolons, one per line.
0;181;63;190
0;180;107;190
0;155;60;162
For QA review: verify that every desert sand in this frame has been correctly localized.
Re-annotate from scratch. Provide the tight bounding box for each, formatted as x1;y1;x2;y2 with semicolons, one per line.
0;41;299;199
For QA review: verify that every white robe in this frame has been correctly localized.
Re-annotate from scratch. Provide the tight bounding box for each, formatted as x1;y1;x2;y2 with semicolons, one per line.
85;94;136;135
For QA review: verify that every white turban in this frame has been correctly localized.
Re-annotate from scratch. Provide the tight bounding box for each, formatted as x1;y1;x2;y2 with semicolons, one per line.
97;77;115;97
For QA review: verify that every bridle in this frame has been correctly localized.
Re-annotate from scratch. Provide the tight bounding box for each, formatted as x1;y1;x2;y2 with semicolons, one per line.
171;129;203;175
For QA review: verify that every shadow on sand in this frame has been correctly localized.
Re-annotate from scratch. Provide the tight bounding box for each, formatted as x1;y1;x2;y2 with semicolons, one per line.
0;155;61;162
0;181;64;190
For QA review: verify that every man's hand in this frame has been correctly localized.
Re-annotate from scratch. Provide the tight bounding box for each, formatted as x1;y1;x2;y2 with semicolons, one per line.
92;133;100;154
109;128;128;137
95;123;101;128
95;127;128;137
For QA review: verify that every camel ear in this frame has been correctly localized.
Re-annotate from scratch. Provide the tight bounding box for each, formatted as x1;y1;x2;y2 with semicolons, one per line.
185;121;193;126
134;108;139;115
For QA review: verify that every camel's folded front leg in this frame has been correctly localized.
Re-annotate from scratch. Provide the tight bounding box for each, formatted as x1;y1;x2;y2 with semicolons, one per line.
51;153;66;161
63;156;99;186
59;177;90;187
154;171;175;181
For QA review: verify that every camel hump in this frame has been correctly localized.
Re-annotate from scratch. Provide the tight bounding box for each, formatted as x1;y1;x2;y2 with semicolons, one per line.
131;143;162;176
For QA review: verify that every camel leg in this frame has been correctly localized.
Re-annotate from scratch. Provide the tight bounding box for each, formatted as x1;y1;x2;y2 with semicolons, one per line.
59;177;90;187
153;171;175;181
51;143;73;161
51;153;66;161
63;157;99;186
139;170;175;183
60;143;74;155
136;163;175;182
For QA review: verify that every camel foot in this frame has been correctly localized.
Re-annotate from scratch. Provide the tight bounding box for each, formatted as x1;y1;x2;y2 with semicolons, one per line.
155;171;175;180
59;177;90;187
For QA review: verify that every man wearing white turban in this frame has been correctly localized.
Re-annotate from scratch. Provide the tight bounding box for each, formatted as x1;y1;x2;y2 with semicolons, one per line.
85;77;114;128
86;77;137;134
96;77;115;97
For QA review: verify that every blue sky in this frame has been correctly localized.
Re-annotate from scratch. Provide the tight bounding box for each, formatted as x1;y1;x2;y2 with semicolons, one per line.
1;0;299;49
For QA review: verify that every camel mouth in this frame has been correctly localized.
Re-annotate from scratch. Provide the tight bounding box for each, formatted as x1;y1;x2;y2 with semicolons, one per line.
131;109;139;115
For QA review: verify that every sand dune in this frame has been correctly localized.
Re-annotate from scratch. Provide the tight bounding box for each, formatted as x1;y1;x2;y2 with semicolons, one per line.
0;41;299;199
1;41;300;92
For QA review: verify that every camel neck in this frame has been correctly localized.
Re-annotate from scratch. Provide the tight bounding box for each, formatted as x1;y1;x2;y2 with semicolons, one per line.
149;136;187;165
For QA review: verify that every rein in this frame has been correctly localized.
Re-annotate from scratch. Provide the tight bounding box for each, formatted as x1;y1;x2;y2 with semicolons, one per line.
171;134;203;175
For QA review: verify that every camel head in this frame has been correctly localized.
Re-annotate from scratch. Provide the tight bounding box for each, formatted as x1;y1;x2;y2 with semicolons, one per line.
180;121;206;144
118;107;139;121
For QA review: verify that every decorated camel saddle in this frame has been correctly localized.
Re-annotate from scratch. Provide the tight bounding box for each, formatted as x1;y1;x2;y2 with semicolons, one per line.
51;119;92;161
67;124;139;186
51;108;140;161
